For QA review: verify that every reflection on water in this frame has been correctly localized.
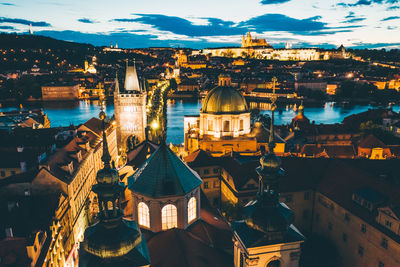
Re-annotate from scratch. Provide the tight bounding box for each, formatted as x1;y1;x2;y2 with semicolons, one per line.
1;100;399;144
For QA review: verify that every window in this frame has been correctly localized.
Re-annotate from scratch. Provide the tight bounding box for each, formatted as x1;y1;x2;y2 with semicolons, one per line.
304;192;310;200
213;181;220;188
379;261;385;267
385;220;392;229
208;120;213;131
381;238;388;249
11;171;16;175
361;224;366;233
187;197;197;223
213;168;219;174
204;182;209;189
0;171;5;177
203;169;210;175
328;222;333;231
344;213;350;222
138;202;150;228
358;245;364;256
342;233;347;242
223;121;230;132
161;204;177;230
239;120;244;131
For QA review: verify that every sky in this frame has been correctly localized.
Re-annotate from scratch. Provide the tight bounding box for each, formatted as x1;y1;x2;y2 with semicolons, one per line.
0;0;399;49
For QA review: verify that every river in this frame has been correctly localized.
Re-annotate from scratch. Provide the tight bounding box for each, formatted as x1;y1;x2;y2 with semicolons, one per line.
1;100;399;144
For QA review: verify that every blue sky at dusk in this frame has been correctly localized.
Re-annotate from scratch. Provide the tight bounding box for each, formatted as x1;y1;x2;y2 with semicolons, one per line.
0;0;399;49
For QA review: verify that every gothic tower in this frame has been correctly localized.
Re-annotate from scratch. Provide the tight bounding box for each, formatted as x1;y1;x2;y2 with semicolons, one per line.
114;61;147;151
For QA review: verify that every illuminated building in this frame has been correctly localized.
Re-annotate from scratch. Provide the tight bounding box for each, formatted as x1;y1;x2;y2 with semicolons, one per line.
80;110;150;267
41;83;80;101
114;61;147;150
127;141;233;266
241;30;271;48
200;32;350;60
184;75;284;156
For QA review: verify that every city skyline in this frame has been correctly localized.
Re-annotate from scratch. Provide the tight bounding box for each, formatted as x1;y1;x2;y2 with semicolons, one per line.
0;0;399;49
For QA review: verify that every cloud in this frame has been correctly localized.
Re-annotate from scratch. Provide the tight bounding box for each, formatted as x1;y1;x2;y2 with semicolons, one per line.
0;2;15;6
0;25;15;30
260;0;291;4
77;18;97;24
35;30;239;49
114;13;350;37
387;26;398;30
387;5;400;9
0;17;51;27
381;16;400;21
114;14;243;37
338;0;398;6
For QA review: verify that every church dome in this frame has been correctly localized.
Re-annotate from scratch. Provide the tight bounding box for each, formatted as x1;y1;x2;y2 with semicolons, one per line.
96;167;120;185
202;86;248;115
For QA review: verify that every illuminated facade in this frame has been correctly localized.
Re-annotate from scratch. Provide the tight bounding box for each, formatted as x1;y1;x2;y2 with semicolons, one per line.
185;75;284;156
114;62;147;150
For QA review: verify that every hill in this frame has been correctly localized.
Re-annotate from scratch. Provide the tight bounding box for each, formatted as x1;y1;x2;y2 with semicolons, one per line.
0;33;94;50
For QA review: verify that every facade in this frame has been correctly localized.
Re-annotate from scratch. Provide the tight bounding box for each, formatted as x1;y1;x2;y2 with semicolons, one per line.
41;84;80;101
114;62;147;150
184;75;257;156
0;117;117;267
200;32;350;60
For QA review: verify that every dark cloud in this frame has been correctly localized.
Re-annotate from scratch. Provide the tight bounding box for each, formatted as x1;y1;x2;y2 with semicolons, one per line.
344;17;366;23
0;17;51;27
35;30;239;49
114;13;349;37
0;25;15;30
381;16;400;21
387;5;399;9
0;2;15;6
338;0;398;6
78;18;96;24
260;0;291;4
114;14;243;36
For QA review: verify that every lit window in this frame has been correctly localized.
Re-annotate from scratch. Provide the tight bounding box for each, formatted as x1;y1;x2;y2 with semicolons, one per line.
188;197;197;223
138;202;150;228
161;204;177;230
239;120;244;131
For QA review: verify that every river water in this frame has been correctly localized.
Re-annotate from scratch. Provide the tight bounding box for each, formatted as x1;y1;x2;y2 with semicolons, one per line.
1;100;399;144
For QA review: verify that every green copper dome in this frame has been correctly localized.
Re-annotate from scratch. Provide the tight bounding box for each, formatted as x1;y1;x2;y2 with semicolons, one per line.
202;86;248;114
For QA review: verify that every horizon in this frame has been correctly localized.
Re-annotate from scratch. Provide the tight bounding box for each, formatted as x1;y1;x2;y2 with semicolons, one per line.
0;0;399;49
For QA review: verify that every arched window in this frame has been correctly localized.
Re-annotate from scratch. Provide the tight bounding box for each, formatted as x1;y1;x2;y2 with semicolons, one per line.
161;204;177;230
187;197;197;223
138;202;150;228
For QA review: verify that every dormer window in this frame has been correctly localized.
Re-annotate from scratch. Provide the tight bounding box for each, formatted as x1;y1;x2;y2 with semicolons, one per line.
187;197;197;224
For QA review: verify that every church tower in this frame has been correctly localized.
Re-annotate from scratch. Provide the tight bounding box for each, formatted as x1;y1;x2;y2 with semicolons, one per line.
231;90;304;267
79;110;150;266
114;60;147;151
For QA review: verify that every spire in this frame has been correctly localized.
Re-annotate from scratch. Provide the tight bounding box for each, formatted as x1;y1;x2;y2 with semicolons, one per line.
114;71;119;93
99;105;111;168
268;77;277;153
124;58;141;91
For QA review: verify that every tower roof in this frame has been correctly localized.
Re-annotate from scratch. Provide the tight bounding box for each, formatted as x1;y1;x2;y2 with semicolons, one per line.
124;61;141;92
128;143;202;198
